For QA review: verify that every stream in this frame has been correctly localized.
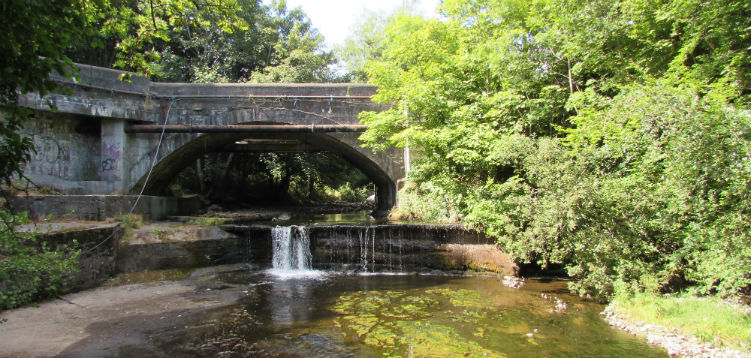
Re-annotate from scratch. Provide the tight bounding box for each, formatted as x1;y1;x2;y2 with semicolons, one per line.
114;222;667;358
0;216;671;358
107;268;669;358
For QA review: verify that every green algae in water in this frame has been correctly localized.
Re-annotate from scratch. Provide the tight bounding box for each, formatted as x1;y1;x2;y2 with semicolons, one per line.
333;289;504;358
329;278;671;358
425;288;488;309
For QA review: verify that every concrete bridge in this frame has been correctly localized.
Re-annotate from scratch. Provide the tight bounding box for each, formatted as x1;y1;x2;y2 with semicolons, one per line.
14;64;404;216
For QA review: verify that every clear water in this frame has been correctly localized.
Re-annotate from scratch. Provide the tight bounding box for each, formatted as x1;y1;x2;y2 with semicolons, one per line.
97;223;669;357
149;270;669;358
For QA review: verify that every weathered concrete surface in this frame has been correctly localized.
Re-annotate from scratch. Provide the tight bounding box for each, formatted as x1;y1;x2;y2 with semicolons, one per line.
432;244;517;275
0;266;250;358
117;224;246;273
13;63;403;215
113;223;516;275
11;194;192;221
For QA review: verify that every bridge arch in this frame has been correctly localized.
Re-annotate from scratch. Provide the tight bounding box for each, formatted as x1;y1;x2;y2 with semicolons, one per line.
132;130;396;216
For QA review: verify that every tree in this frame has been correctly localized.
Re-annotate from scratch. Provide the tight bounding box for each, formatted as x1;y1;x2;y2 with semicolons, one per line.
0;0;95;185
249;0;335;83
356;0;751;299
66;0;335;83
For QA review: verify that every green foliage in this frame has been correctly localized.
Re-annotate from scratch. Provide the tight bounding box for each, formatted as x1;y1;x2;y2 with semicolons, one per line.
117;214;144;230
320;182;370;203
562;84;751;298
0;0;89;102
0;109;34;186
336;3;429;82
0;211;80;311
609;292;751;351
356;0;751;300
67;0;334;83
0;0;94;184
248;1;335;83
390;180;461;223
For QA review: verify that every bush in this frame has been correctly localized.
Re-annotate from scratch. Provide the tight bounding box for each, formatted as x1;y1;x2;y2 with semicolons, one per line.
562;84;751;299
390;180;461;223
441;84;751;300
0;211;79;311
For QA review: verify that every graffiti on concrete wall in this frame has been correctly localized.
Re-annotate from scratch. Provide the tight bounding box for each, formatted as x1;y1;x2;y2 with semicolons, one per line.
21;113;101;181
30;135;70;178
101;142;121;172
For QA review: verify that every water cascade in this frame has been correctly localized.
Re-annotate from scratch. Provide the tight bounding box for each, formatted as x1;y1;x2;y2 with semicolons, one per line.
270;226;313;272
357;226;376;272
223;223;504;274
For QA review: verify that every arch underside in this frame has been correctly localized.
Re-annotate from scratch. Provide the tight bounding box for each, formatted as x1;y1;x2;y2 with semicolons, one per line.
132;132;396;217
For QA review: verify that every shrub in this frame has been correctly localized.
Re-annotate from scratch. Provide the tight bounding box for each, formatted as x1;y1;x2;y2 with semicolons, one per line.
0;211;79;311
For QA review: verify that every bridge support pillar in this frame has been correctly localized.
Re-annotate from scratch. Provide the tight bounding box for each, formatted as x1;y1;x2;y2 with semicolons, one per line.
100;119;127;193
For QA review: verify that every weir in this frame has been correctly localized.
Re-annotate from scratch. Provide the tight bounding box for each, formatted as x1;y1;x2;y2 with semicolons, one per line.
5;219;673;358
222;223;516;275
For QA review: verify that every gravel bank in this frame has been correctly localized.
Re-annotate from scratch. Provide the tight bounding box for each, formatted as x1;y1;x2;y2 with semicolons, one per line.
601;308;751;358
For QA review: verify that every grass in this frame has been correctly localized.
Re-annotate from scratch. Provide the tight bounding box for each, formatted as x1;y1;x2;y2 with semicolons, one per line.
114;214;144;245
187;217;229;226
608;292;751;351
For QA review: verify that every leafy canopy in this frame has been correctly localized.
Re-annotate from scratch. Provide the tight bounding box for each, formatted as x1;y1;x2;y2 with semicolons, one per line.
356;0;751;299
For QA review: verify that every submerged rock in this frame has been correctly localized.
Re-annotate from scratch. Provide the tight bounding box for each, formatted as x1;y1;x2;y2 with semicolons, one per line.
502;275;525;288
271;212;291;222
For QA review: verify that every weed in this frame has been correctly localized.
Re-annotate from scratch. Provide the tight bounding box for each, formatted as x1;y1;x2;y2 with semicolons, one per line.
609;292;751;351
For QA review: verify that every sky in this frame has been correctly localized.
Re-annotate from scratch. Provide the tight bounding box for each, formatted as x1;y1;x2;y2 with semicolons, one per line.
268;0;440;50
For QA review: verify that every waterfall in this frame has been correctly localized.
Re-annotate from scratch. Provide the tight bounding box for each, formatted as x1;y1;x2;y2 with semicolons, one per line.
270;226;319;277
358;226;376;272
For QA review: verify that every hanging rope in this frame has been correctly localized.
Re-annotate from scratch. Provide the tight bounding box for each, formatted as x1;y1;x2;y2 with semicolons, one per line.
80;99;176;255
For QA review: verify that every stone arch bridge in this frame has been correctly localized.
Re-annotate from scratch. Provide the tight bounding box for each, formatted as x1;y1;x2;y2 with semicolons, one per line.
15;64;404;216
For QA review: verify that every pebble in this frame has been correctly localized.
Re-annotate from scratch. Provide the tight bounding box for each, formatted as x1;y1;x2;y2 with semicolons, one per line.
502;276;525;289
600;309;751;358
540;293;569;312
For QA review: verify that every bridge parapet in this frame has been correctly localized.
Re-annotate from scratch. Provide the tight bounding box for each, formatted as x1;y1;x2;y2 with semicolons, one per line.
17;63;385;126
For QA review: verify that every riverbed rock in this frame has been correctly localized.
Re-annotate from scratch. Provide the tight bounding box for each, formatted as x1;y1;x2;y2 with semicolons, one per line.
432;244;518;275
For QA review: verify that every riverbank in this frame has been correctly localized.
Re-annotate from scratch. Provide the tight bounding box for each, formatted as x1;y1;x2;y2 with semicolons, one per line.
602;294;751;358
0;265;253;357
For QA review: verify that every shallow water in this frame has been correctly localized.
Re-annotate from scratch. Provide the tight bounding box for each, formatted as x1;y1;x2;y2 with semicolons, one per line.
146;269;669;358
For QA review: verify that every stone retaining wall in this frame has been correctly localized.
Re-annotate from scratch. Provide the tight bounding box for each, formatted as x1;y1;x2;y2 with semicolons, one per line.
36;223;123;292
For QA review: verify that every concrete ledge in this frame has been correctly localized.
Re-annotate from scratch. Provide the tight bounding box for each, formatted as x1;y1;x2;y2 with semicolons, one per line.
117;238;247;273
11;195;190;221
